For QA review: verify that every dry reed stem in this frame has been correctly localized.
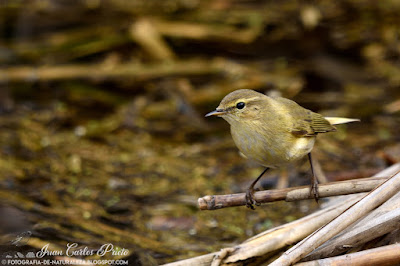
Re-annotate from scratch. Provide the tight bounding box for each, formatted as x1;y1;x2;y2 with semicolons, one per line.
269;167;400;266
163;164;400;266
198;177;387;210
295;243;400;266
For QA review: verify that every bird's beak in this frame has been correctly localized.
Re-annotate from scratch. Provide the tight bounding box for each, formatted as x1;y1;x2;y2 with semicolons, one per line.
205;109;226;117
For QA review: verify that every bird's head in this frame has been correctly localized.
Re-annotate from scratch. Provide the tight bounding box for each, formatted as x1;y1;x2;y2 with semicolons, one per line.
205;89;266;124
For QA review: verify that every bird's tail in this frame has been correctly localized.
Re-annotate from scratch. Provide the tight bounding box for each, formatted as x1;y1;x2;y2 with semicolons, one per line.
325;117;360;125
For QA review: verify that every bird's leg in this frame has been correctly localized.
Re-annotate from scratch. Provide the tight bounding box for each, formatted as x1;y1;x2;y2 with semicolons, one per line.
245;167;269;209
308;153;319;202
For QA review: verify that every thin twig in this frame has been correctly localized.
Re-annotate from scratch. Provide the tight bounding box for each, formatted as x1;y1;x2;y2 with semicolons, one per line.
164;164;400;266
198;177;387;210
165;194;361;266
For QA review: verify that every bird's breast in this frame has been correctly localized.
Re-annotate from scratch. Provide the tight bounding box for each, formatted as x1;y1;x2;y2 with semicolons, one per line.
230;122;315;168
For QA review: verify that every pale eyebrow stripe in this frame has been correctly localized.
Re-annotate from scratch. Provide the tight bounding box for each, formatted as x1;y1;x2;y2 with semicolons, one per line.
236;96;261;104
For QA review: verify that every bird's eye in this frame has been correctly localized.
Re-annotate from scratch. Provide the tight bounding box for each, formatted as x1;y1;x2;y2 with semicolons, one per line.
236;102;245;109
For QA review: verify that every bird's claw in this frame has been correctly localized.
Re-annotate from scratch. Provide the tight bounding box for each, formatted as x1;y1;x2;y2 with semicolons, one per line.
310;180;319;203
245;187;260;210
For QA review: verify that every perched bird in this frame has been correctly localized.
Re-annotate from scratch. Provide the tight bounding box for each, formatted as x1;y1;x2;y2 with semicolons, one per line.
206;89;359;209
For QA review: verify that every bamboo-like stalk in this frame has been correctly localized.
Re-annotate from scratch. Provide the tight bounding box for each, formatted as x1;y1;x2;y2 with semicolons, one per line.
303;207;400;261
198;177;387;210
303;190;400;260
269;168;400;266
164;195;360;266
163;164;400;266
295;243;400;266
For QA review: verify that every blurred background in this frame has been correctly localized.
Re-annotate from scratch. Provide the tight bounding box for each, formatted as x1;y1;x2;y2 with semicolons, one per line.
0;0;400;265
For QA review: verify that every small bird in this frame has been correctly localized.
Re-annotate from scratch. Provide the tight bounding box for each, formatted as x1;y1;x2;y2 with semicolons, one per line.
206;89;359;209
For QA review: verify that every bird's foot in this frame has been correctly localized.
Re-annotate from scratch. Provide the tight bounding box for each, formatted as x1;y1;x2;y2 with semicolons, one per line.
310;180;319;203
245;187;260;210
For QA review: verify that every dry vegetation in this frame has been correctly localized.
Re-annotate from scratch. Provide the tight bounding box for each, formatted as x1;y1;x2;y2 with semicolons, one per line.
0;0;400;265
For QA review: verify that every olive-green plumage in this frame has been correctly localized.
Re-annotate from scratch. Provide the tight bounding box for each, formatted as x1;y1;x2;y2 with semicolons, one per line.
207;89;337;168
206;89;359;208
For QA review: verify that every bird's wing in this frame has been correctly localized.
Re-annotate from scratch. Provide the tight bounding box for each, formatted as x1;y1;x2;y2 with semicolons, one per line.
274;97;336;137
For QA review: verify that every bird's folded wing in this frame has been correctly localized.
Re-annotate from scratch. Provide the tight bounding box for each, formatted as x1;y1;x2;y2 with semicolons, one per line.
291;112;336;137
